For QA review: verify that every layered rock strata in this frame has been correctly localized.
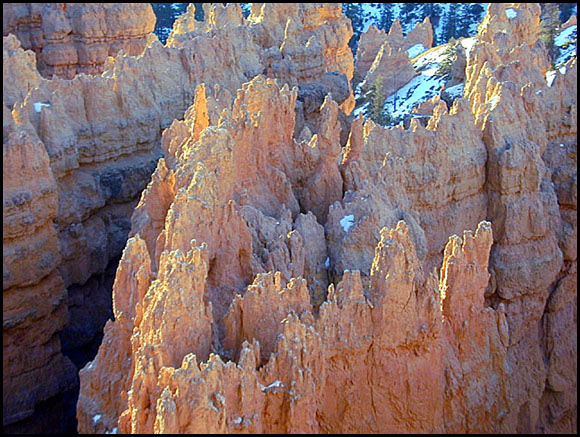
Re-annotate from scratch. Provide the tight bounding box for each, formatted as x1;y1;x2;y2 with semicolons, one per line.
3;100;77;428
2;3;156;79
3;3;357;430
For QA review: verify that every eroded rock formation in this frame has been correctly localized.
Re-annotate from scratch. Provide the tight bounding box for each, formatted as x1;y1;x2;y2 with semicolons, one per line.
3;3;356;431
3;2;576;434
355;17;433;93
76;3;576;433
2;3;156;79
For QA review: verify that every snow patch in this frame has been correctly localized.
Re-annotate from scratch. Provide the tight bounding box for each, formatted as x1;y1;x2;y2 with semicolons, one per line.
505;8;517;19
554;25;577;67
407;43;425;59
488;95;500;107
33;102;50;113
554;24;577;47
93;414;102;424
233;417;243;425
546;70;557;87
261;380;284;391
445;83;464;98
340;215;355;232
460;36;478;60
325;257;330;269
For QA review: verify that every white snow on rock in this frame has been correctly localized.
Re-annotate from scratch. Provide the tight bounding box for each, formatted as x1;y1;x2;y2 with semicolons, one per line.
261;380;284;391
407;43;426;59
93;414;102;424
554;24;577;47
546;70;557;87
340;214;355;232
445;83;464;98
460;36;478;60
33;102;50;113
505;8;517;19
554;25;577;67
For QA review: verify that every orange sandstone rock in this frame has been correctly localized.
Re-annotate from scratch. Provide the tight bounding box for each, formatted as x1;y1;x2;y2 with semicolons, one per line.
2;3;156;79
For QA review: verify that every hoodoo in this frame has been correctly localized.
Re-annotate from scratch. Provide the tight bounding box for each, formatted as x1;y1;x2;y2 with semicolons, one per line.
3;2;576;434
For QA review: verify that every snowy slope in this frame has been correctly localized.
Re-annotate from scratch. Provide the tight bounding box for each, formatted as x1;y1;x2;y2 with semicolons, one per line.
554;24;577;68
354;36;477;123
546;24;577;87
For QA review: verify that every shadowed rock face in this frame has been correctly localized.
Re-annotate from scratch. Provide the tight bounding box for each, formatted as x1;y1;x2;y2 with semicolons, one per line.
3;2;577;435
2;3;156;79
355;17;434;95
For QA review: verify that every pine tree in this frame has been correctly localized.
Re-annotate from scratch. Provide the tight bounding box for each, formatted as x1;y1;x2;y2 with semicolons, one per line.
151;3;189;44
435;37;459;79
540;3;561;66
377;3;394;33
445;4;458;41
400;3;420;33
366;74;391;126
240;3;251;19
557;3;577;23
455;4;472;39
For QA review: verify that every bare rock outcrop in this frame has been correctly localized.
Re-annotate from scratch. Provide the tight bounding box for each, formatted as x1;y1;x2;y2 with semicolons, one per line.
76;3;575;434
4;5;362;428
355;18;433;91
2;3;156;79
464;3;576;433
4;2;576;434
3;103;77;427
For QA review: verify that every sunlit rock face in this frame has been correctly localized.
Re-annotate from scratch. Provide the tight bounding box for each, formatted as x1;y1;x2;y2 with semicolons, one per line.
77;5;575;434
2;3;357;431
2;3;156;79
4;2;576;434
464;3;577;433
77;74;510;434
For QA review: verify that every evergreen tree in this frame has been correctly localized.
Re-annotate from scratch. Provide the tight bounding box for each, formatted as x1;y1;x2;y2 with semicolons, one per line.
435;37;459;79
377;3;394;33
540;3;561;66
455;4;472;39
400;3;420;33
366;74;391;126
151;3;189;44
193;3;205;21
444;4;458;42
558;3;577;23
240;3;251;19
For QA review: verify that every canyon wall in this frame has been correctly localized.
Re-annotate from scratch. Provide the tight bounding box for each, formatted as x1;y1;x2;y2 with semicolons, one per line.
2;3;156;79
76;3;576;434
3;2;576;434
3;3;355;431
